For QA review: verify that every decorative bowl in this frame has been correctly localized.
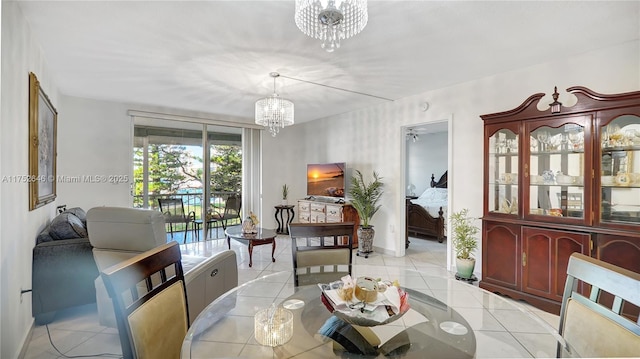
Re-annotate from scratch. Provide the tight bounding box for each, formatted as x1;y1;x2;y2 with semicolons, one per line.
320;287;410;327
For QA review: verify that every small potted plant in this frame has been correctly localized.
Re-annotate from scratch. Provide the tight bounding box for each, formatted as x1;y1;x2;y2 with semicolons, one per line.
349;170;384;258
450;208;479;280
281;184;289;205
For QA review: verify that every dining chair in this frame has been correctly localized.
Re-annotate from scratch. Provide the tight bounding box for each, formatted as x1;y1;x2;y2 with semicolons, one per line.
211;194;242;232
101;241;189;359
557;252;640;358
289;222;380;351
289;222;355;286
158;198;196;243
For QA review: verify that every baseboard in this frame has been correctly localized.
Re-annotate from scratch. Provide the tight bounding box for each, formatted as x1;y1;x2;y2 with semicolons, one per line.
371;245;395;256
17;318;35;359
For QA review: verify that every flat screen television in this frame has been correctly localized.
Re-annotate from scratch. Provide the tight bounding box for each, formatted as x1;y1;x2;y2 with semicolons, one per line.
307;163;346;198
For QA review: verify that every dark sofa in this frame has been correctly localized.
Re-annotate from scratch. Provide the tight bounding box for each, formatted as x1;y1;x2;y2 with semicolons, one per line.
32;208;99;324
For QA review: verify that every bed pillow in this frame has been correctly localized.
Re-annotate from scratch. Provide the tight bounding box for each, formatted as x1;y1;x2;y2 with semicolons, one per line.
418;188;437;200
418;188;447;201
433;188;448;201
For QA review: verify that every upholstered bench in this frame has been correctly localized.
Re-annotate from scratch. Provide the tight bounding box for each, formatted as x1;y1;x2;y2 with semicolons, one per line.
87;206;238;327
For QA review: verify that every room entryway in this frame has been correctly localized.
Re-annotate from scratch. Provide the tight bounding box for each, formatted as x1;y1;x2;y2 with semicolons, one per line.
402;119;451;268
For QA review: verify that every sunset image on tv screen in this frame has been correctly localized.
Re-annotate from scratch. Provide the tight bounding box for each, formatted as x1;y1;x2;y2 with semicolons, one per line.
307;163;345;197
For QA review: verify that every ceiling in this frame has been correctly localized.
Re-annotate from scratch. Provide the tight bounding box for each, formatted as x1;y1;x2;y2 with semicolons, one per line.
16;1;640;125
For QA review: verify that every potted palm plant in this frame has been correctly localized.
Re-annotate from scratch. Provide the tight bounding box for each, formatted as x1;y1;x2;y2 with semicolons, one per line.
450;208;479;280
349;170;384;258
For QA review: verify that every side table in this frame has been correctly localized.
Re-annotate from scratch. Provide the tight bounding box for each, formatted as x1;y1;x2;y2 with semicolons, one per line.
225;227;276;267
274;205;295;234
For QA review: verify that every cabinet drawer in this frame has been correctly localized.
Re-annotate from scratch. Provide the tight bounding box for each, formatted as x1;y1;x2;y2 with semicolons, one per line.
326;205;343;218
299;213;310;223
311;213;326;223
298;201;310;212
310;203;326;213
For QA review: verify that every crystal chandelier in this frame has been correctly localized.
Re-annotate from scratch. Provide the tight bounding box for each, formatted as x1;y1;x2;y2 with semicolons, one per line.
295;0;368;52
255;73;295;137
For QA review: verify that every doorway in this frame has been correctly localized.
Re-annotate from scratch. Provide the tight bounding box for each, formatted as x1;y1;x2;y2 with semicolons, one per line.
401;118;452;270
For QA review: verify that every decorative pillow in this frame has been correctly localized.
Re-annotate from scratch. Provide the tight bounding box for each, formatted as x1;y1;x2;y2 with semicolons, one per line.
63;207;87;225
49;212;88;240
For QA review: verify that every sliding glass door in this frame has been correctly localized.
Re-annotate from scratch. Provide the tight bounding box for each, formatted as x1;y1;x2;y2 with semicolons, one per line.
133;118;245;242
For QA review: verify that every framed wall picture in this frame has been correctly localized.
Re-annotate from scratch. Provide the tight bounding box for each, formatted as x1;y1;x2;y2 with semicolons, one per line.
29;72;57;210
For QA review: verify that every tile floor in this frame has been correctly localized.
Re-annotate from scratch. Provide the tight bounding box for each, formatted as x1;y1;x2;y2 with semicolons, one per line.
22;233;561;359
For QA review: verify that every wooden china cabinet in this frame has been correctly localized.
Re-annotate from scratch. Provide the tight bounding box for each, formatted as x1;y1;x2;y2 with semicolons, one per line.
480;86;640;317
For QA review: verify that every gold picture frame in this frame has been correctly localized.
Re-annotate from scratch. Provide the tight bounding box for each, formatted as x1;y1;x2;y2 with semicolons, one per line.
29;72;57;210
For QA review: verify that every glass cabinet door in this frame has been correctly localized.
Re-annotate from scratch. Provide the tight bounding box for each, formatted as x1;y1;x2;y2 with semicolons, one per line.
599;113;640;226
528;122;586;220
488;129;519;215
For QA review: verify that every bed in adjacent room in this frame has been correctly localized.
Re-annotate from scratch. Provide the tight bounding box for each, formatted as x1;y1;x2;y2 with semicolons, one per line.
405;171;448;247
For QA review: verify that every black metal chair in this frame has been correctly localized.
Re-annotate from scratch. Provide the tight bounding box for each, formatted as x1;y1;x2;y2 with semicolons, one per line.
158;198;196;243
101;241;189;359
211;194;242;232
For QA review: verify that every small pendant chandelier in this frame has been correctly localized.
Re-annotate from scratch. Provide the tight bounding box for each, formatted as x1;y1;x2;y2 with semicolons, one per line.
255;72;295;137
295;0;368;52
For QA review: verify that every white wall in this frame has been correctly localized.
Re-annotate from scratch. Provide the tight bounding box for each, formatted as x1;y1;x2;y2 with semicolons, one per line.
56;96;132;209
0;2;60;357
261;40;640;266
407;131;448;196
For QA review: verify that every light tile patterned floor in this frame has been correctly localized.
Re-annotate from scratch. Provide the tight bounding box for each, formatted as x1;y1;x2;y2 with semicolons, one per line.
22;233;560;359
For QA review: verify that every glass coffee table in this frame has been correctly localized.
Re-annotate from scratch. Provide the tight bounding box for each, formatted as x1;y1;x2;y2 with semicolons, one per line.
225;226;277;267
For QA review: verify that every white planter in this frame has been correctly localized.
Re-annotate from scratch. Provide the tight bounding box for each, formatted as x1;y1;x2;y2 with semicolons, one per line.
455;257;476;279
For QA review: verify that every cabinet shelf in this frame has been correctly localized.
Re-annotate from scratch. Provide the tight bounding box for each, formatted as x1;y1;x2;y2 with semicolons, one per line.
602;145;640;153
530;149;585;155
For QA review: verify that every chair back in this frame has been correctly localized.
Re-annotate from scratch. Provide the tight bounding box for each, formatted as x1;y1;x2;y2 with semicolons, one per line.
212;194;242;230
158;198;192;223
289;222;355;286
222;194;242;219
557;253;640;358
101;241;189;359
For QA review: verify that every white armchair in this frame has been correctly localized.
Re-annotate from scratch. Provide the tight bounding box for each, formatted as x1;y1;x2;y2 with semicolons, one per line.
87;206;238;326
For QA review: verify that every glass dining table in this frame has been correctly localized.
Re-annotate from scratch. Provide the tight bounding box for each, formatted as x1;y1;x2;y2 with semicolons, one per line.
181;269;566;358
